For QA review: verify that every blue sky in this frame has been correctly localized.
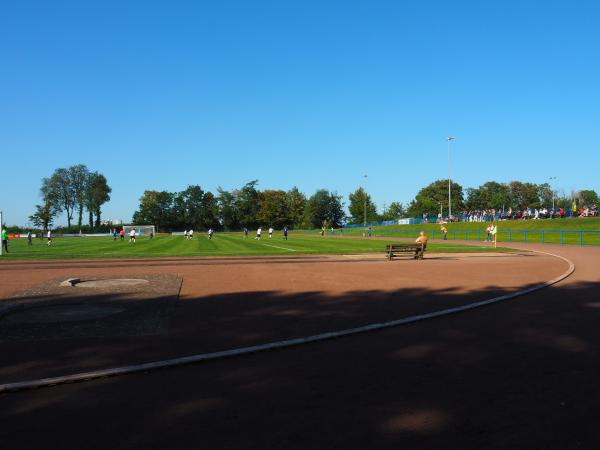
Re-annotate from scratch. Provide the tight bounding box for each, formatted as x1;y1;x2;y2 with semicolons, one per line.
1;0;599;225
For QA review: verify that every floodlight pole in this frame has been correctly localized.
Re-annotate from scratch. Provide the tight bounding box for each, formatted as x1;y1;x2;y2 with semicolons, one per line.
549;176;557;209
447;137;455;219
0;210;3;256
363;174;368;228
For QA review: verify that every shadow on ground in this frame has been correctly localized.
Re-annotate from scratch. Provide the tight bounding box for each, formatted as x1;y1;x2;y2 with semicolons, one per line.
1;280;600;449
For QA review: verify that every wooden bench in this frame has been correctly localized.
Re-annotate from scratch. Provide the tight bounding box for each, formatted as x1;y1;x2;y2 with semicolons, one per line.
386;243;426;260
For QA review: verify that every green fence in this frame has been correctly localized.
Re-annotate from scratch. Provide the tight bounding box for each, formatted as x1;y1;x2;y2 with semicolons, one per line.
316;227;600;246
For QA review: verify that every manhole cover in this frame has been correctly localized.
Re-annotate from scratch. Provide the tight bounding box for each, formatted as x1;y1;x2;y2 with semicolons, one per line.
2;304;125;324
76;279;149;288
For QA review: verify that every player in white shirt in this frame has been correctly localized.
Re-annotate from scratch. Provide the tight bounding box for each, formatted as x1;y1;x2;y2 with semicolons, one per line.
47;230;52;246
268;227;273;238
255;227;262;240
208;229;213;239
129;229;136;243
183;230;188;239
188;229;194;239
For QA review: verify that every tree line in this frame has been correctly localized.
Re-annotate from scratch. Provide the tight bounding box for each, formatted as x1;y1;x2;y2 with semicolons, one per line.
406;179;599;217
30;165;111;231
132;181;346;231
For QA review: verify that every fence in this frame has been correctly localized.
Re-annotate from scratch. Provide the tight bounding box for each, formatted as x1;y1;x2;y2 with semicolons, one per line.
336;227;600;246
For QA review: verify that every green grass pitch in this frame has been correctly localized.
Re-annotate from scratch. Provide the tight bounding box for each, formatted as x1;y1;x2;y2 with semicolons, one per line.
0;233;510;260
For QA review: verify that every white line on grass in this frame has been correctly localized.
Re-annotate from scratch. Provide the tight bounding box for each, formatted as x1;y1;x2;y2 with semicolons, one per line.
261;243;297;252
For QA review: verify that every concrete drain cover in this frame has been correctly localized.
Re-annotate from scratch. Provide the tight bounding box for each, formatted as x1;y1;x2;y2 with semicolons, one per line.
75;279;149;288
2;304;126;324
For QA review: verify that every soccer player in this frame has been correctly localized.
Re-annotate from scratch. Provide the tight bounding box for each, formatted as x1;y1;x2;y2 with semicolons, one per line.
47;229;52;246
268;227;273;238
283;226;288;240
27;230;32;245
243;227;248;238
129;228;136;243
1;227;8;253
255;227;262;240
184;230;188;239
120;229;125;241
189;229;194;240
208;229;213;239
440;225;448;240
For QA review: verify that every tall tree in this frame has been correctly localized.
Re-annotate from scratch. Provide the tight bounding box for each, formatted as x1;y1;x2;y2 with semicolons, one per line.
303;190;344;228
258;190;290;228
217;187;239;231
44;169;75;227
235;180;261;229
578;190;598;206
131;190;174;231
86;172;111;228
348;187;377;224
286;187;306;229
508;181;540;209
407;180;464;218
69;164;90;228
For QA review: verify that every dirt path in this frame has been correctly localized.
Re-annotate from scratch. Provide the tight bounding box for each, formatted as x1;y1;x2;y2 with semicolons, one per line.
1;244;598;449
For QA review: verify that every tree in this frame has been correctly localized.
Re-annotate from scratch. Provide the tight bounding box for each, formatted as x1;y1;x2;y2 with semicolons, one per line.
578;190;598;206
286;187;306;229
348;188;377;224
258;190;290;228
69;164;90;228
380;201;405;220
217;187;240;231
86;172;111;228
508;181;540;209
303;190;344;228
407;180;464;218
29;201;59;230
235;180;261;229
132;190;174;231
44;169;76;227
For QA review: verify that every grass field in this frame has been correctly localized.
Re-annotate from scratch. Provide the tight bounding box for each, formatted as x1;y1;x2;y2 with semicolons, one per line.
0;233;510;260
336;217;600;246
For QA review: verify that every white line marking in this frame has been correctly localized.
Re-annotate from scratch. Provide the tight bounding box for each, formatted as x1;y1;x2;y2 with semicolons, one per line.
261;243;297;252
0;248;574;394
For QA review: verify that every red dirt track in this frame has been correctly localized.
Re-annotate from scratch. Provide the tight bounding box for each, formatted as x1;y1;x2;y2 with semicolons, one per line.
1;244;599;449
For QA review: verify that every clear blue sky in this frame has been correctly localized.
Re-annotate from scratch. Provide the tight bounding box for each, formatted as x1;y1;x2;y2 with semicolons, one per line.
2;1;599;225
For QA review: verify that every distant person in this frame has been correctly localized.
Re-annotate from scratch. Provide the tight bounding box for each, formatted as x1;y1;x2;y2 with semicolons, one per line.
268;227;274;238
486;224;493;242
440;225;448;240
129;228;136;243
255;227;262;240
331;227;334;235
47;229;52;246
119;229;125;241
1;227;8;253
415;231;428;259
283;226;288;240
150;230;154;239
208;229;213;239
321;227;325;237
188;229;194;240
113;229;118;240
184;230;188;239
27;230;32;246
368;227;372;238
243;227;248;238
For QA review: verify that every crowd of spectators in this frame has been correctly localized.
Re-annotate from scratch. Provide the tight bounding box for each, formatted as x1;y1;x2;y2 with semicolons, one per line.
432;204;598;223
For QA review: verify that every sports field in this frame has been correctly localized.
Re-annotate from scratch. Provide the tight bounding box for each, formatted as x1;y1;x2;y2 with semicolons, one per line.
0;233;508;260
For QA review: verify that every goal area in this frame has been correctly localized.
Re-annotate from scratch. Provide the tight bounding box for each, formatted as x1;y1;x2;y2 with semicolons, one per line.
123;225;156;237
